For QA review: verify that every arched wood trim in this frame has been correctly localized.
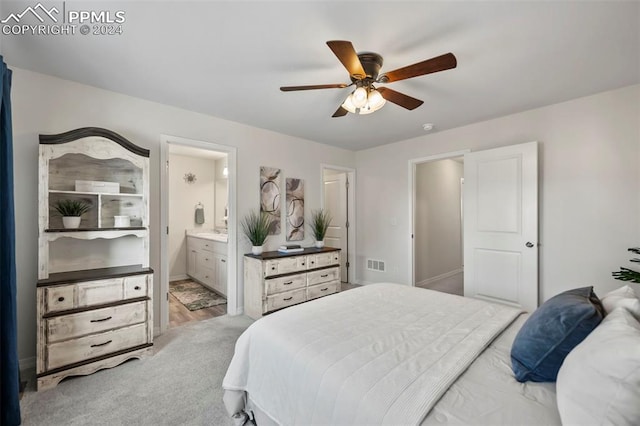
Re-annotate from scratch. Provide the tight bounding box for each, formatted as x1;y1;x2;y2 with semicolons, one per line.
39;127;150;158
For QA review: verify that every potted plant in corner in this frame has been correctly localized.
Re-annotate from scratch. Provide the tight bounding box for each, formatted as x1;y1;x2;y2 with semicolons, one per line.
241;210;273;255
309;209;332;248
54;199;92;229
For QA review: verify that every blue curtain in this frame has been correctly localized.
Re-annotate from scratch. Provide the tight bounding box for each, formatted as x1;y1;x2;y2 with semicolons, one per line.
0;56;21;425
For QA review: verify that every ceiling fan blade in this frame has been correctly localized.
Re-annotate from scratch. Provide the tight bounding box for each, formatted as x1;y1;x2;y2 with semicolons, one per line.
280;83;348;92
377;87;424;110
379;53;457;83
326;40;366;79
332;105;348;118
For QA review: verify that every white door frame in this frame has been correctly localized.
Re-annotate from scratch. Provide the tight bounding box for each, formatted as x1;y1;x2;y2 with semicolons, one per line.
159;135;238;334
408;150;470;286
320;164;357;285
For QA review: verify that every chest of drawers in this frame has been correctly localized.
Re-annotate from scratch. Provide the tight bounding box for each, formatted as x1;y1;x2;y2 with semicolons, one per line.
244;248;341;319
36;266;153;390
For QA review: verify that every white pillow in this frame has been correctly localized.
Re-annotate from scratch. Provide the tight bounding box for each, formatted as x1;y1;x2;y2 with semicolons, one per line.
556;307;640;426
601;285;640;319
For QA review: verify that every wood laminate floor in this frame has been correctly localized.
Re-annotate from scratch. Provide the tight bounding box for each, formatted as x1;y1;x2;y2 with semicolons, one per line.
169;282;227;328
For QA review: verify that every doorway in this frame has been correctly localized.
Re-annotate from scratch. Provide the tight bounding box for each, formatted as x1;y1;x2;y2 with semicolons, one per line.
321;165;356;285
412;155;465;296
159;135;238;334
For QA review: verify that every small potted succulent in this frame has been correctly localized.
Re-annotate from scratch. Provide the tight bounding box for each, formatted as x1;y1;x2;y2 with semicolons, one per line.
309;209;332;248
54;199;92;229
241;210;273;255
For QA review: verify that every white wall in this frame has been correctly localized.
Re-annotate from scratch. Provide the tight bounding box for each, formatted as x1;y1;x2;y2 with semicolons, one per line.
11;68;356;365
415;159;463;284
168;153;216;280
356;85;640;304
214;157;229;228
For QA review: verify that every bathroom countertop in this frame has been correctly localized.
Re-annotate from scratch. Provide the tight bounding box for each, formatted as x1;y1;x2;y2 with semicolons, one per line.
186;230;228;243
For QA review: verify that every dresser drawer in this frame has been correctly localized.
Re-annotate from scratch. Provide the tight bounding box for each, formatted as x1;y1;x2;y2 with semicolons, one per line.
265;288;306;312
307;281;340;300
307;267;340;286
124;275;149;299
265;256;306;277
45;286;75;313
264;273;306;295
307;252;340;269
77;278;124;307
46;301;147;343
46;323;148;370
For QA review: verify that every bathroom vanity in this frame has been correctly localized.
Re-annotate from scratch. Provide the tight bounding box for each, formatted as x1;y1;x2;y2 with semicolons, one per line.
186;231;228;296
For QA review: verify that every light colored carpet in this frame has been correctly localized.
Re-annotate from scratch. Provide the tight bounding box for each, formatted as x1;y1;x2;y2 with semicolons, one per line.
170;280;226;311
20;314;253;425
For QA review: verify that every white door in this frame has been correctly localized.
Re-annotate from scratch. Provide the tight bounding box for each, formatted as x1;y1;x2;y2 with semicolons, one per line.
323;173;348;281
463;141;538;312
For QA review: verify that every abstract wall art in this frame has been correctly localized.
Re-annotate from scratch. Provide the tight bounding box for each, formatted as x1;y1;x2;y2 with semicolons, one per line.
260;166;281;235
286;178;304;241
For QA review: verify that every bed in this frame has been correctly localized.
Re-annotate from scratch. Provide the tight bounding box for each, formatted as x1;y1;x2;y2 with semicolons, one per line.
223;283;562;425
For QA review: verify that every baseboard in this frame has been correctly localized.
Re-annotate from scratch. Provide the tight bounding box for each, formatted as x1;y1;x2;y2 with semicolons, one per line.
416;268;463;287
169;274;189;282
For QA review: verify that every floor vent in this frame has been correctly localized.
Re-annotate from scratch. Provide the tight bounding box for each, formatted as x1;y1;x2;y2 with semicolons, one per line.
366;259;386;272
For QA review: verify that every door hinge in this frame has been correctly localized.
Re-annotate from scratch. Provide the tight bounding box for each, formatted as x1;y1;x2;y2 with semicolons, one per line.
346;261;350;268
345;220;350;228
166;226;169;235
166;160;169;171
166;292;169;301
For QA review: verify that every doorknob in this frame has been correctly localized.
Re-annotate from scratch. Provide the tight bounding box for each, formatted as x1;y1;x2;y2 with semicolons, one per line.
525;242;534;248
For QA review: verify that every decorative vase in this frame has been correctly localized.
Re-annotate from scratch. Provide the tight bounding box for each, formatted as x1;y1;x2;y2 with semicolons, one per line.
315;240;325;249
62;216;81;229
252;245;264;255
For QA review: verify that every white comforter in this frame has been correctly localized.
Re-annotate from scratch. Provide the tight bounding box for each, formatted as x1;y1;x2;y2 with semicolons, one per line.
223;283;521;425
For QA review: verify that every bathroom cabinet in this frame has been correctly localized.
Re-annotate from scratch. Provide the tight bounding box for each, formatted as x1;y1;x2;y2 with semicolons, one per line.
186;235;227;296
36;128;153;390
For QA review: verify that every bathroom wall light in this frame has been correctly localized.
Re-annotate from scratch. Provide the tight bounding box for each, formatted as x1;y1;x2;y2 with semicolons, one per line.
183;172;197;184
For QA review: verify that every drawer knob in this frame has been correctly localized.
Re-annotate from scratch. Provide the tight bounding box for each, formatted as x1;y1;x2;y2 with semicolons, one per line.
134;286;141;290
301;262;305;266
90;340;112;348
57;296;65;302
320;274;329;278
90;316;112;323
283;297;293;301
283;281;293;285
271;266;276;270
321;288;329;292
221;259;226;263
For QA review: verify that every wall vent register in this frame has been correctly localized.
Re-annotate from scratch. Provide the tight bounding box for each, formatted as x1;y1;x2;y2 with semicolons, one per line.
367;259;386;272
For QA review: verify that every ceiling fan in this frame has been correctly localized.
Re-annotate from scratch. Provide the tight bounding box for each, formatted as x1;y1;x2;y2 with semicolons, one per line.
280;40;457;117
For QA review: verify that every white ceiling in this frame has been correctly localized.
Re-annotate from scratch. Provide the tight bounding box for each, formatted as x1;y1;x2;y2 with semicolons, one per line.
3;1;639;151
169;143;226;160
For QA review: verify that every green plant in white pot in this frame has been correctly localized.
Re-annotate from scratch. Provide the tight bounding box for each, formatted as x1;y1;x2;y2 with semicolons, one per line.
309;209;332;248
54;199;92;229
241;210;273;255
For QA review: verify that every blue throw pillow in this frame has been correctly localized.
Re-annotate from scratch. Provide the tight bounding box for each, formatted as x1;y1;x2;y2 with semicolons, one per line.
511;286;605;382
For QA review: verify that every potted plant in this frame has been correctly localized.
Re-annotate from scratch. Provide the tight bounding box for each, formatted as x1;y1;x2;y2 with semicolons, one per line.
54;199;92;229
309;209;332;248
241;210;273;255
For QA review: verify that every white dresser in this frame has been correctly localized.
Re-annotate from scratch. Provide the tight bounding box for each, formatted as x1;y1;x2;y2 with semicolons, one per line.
36;267;153;390
244;247;341;320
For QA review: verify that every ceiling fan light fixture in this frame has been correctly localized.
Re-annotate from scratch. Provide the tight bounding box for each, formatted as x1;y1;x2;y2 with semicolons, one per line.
367;89;386;111
341;94;358;114
351;86;368;108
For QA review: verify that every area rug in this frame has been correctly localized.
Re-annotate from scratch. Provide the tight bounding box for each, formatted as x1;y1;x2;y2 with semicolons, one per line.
169;280;226;310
